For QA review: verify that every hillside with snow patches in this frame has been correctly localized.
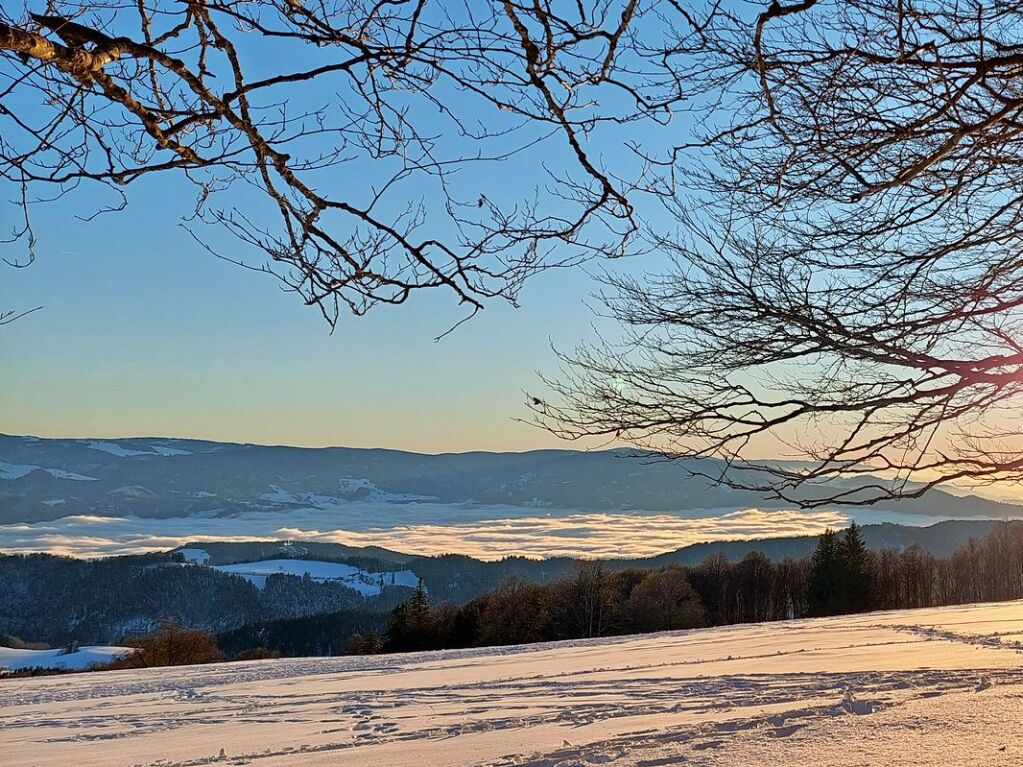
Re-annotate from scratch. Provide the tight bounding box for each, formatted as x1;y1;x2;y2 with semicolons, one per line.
5;434;1023;526
4;600;1023;766
176;545;420;596
211;559;419;594
6;434;1023;561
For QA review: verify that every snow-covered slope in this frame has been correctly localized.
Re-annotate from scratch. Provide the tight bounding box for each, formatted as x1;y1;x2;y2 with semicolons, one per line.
0;460;97;481
213;558;419;594
5;601;1023;766
0;645;131;672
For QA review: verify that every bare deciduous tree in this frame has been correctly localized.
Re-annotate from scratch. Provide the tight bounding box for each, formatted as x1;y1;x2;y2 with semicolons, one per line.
12;1;1023;503
626;565;704;631
534;0;1023;504
0;1;682;325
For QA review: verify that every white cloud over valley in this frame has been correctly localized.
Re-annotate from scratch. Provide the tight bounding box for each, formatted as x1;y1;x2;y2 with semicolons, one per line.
0;503;964;560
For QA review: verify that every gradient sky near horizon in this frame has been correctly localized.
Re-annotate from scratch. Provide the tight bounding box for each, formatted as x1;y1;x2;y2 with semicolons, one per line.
0;7;687;455
0;166;620;453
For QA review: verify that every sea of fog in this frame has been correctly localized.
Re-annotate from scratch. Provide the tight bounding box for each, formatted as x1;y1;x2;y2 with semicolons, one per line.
0;502;992;560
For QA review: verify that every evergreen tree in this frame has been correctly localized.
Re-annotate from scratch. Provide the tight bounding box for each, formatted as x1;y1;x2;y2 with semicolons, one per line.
405;580;431;625
807;529;842;616
386;580;432;651
839;523;873;613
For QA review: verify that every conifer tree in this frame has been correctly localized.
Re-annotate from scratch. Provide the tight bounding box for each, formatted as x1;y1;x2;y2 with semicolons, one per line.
386;580;432;651
839;523;873;614
807;529;842;617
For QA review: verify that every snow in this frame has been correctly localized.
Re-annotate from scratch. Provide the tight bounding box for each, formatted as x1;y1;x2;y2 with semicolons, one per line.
259;484;335;505
0;461;36;480
178;548;211;564
257;480;436;507
147;445;192;456
108;485;156;498
4;600;1022;767
0;461;98;481
212;558;419;594
82;441;155;457
79;440;192;458
0;645;132;672
45;468;100;481
337;477;438;502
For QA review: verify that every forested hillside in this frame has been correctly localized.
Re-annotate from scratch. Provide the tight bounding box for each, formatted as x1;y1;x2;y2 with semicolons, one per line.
0;519;1014;649
377;521;1023;654
0;553;412;646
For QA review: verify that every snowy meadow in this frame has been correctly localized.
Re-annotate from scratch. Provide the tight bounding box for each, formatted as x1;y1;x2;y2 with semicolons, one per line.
5;600;1022;767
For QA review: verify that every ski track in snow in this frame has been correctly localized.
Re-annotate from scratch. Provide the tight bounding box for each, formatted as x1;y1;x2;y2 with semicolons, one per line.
4;601;1023;767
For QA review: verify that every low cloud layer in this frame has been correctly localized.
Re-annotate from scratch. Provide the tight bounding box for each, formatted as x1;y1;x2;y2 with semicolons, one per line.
0;503;960;560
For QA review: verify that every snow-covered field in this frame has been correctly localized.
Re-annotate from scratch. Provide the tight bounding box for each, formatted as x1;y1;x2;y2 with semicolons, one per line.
4;601;1022;767
212;558;419;594
0;645;131;672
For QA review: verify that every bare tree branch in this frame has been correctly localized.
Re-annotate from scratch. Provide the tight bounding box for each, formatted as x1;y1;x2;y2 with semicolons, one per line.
536;0;1023;505
0;1;691;326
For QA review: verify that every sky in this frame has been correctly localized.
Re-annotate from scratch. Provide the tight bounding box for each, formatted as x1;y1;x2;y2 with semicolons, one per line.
0;166;618;453
0;4;695;454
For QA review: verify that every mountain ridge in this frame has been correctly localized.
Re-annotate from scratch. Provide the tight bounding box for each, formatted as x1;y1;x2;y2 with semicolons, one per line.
3;434;1023;527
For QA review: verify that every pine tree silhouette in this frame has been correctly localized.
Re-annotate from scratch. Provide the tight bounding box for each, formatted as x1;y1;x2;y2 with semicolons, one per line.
840;523;873;613
807;529;843;616
386;580;432;651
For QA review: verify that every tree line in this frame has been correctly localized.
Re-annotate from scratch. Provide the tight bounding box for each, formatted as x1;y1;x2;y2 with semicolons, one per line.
376;522;1023;653
5;521;1021;675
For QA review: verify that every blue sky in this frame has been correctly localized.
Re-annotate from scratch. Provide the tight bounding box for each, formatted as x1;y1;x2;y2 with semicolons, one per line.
0;166;616;452
0;4;688;452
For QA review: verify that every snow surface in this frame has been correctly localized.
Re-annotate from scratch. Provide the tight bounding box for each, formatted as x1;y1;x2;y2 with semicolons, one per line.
178;548;211;564
108;485;157;498
4;600;1023;767
146;445;192;456
0;461;97;481
0;461;42;480
212;558;419;594
44;468;99;481
0;645;132;672
80;441;192;458
260;480;436;507
82;441;156;457
336;477;438;502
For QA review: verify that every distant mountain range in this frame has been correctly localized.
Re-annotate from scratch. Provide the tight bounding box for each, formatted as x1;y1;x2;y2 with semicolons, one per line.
3;434;1023;525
